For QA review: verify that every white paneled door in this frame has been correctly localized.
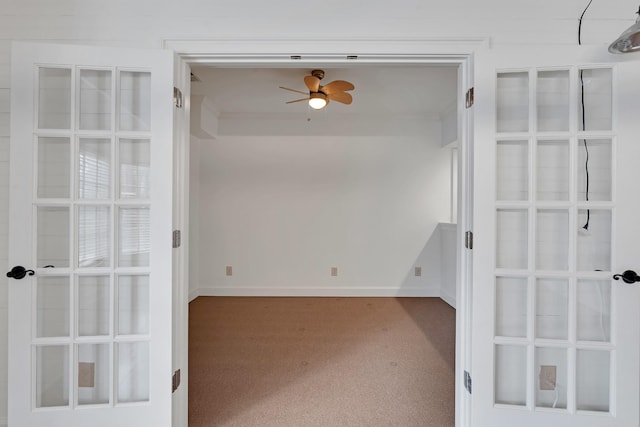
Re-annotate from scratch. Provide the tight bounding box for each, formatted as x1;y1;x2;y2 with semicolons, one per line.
8;43;174;427
472;46;640;426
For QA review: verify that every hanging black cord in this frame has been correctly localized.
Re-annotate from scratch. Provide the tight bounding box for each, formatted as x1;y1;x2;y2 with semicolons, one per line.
580;71;590;230
578;0;594;45
578;0;593;230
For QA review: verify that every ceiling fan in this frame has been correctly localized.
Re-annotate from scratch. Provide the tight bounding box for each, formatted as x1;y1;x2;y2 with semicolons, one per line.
279;70;355;110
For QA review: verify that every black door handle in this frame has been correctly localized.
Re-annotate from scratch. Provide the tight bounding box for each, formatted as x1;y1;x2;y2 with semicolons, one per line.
613;270;640;284
6;266;35;280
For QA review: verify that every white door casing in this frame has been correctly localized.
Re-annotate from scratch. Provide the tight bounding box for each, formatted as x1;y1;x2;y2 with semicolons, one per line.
472;46;640;426
168;40;481;427
171;54;191;427
8;42;174;427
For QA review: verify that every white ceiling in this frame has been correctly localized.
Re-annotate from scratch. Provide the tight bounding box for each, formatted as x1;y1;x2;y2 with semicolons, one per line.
190;65;459;118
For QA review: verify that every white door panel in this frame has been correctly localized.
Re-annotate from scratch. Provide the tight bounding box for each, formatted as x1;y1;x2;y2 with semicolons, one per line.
8;42;174;427
472;46;640;426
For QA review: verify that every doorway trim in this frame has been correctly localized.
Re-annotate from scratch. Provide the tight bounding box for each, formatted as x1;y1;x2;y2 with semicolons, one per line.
165;37;488;427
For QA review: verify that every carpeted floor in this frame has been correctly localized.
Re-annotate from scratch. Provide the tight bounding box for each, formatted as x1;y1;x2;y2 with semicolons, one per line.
188;297;455;427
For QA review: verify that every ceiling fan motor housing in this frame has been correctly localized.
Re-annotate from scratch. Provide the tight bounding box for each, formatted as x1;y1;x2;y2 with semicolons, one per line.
311;69;325;80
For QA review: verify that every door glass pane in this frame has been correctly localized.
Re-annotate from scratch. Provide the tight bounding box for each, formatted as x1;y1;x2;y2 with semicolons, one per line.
37;206;70;268
576;209;611;271
496;209;528;269
577;139;612;202
77;343;110;405
77;275;110;337
495;277;527;338
492;64;617;420
78;138;111;199
536;210;569;271
117;341;149;403
577;280;611;342
535;347;567;409
576;350;610;412
27;51;164;421
78;206;111;268
35;345;70;408
579;68;612;131
79;69;112;130
535;278;568;339
119;139;150;199
38;67;71;129
537;140;569;201
497;140;528;201
117;275;149;335
497;72;529;133
38;137;70;199
118;207;150;267
36;276;70;338
537;70;569;132
120;71;151;131
495;344;527;406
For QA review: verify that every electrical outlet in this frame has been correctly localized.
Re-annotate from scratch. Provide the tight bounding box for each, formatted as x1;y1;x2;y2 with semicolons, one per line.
415;266;422;277
78;362;95;388
331;267;338;277
225;266;233;276
539;365;556;391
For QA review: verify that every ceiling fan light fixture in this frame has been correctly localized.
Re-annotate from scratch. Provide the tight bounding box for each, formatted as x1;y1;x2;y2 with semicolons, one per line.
609;7;640;53
308;92;327;109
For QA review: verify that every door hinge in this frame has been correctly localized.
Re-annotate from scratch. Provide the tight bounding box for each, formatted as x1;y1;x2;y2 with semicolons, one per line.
465;230;473;250
464;370;472;394
465;87;474;108
172;369;181;393
173;87;183;109
173;230;181;248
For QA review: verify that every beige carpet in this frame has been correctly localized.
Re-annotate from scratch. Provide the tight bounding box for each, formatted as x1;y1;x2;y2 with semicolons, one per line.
188;297;455;427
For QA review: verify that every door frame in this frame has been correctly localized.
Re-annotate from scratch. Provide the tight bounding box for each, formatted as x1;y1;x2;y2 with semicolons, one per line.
164;37;488;427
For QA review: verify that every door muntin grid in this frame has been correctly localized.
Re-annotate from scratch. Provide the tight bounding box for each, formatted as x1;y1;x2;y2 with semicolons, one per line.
494;66;614;413
32;65;152;409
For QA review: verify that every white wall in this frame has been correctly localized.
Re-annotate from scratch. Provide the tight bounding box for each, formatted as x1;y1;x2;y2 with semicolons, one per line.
188;136;203;301
440;222;458;307
192;123;451;296
1;0;637;424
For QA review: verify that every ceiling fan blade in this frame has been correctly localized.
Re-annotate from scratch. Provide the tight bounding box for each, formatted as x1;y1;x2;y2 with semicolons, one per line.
304;75;320;92
328;92;352;105
279;86;308;95
286;97;310;104
321;80;355;95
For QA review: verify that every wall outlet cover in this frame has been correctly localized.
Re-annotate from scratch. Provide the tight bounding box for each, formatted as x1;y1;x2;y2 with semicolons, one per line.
539;365;556;391
78;362;95;388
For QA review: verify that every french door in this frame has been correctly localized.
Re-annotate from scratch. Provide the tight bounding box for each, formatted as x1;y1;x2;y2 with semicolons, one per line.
472;46;640;426
8;42;174;427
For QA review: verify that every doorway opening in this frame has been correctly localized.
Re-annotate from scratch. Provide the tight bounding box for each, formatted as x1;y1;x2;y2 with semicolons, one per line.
167;40;478;427
186;63;461;424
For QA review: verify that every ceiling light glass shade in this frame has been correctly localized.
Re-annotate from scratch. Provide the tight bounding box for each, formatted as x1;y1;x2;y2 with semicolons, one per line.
609;13;640;53
308;93;327;109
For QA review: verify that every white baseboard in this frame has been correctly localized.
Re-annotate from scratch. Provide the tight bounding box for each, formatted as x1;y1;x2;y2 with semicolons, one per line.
188;288;200;302
191;286;441;298
440;292;456;309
